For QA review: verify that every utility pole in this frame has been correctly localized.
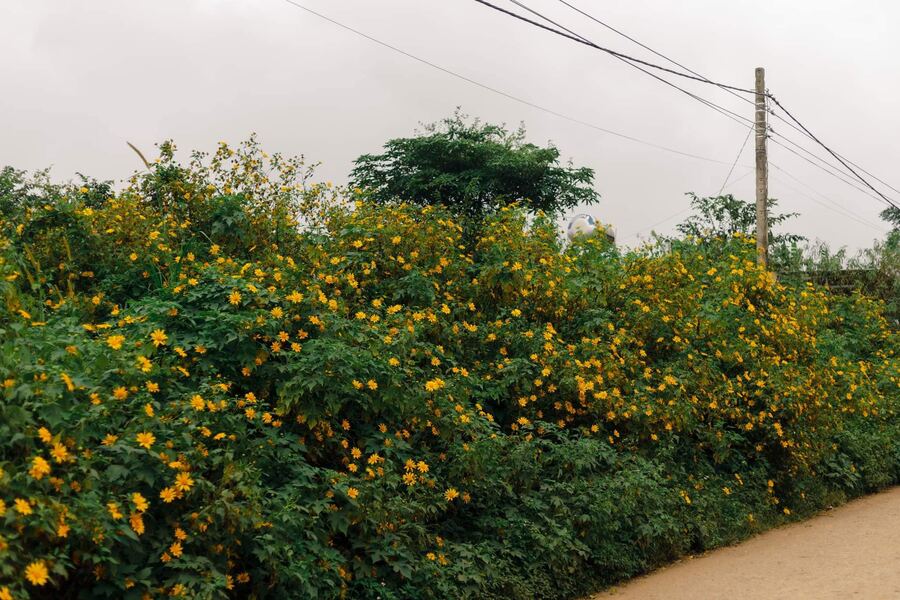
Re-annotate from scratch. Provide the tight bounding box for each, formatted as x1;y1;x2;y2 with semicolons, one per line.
754;67;769;267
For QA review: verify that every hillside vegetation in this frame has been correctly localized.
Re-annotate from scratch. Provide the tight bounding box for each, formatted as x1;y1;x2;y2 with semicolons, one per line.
0;140;897;599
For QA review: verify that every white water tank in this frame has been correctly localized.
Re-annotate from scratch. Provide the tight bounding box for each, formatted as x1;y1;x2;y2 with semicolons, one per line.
567;214;615;243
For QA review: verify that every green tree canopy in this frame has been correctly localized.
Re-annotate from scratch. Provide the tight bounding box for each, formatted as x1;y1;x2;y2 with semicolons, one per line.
349;112;599;225
882;206;900;249
674;193;804;265
675;193;798;242
882;206;900;229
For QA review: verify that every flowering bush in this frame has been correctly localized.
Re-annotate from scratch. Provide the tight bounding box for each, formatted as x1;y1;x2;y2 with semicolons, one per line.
0;142;897;599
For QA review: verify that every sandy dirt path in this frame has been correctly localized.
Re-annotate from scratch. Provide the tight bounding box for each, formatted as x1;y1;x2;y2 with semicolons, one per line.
592;486;900;600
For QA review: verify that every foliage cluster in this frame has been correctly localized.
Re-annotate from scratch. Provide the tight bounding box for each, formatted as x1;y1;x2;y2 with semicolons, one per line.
672;192;899;324
350;112;598;227
0;142;897;599
674;192;804;269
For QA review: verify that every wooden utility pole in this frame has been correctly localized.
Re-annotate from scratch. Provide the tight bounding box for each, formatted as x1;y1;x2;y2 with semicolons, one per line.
754;67;769;267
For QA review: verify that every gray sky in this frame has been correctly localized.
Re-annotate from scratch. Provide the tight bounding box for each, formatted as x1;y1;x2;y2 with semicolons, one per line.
2;0;897;250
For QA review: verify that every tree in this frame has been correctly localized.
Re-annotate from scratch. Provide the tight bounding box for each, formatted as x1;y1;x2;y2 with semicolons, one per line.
882;206;900;229
881;206;900;250
349;112;599;226
674;193;804;268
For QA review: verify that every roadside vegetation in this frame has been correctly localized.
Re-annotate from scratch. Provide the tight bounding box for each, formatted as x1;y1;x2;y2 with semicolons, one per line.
0;123;896;599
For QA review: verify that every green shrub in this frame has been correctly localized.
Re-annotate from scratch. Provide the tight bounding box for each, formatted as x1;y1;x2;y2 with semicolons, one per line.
0;143;896;599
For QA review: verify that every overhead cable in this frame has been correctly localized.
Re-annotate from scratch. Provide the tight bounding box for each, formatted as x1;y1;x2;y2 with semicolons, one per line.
280;0;745;166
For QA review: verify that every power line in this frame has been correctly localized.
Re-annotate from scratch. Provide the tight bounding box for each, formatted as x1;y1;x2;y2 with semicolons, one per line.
768;166;888;233
767;105;900;198
621;206;693;242
504;0;753;127
718;126;753;196
621;164;886;246
767;94;900;210
768;124;866;186
284;0;897;236
769;161;886;229
555;0;831;151
828;154;900;197
766;112;900;205
556;0;755;107
550;0;900;209
769;137;893;208
727;167;756;189
771;176;888;234
279;0;743;166
497;0;899;210
621;170;755;242
472;0;757;95
553;1;858;161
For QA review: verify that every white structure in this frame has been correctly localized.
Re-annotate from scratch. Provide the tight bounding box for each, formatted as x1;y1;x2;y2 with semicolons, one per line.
566;214;615;243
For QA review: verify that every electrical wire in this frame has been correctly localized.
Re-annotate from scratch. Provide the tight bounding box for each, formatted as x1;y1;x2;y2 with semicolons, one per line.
768;94;900;210
826;153;900;197
501;0;899;207
769;124;869;187
767;104;900;197
621;169;754;243
472;0;758;94
554;1;869;165
548;0;900;208
768;166;888;233
621;206;693;243
279;0;743;166
727;167;757;189
284;0;897;236
769;161;885;228
556;0;755;107
504;0;753;127
621;163;887;246
718;126;753;196
769;138;893;207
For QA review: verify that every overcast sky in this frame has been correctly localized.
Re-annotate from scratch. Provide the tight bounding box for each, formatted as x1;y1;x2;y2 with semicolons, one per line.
2;0;897;250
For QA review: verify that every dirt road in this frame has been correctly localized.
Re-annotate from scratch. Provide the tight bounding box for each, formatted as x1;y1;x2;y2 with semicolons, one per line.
592;486;900;600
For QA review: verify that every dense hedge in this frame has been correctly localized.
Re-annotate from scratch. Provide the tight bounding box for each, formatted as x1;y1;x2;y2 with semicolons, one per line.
0;142;897;599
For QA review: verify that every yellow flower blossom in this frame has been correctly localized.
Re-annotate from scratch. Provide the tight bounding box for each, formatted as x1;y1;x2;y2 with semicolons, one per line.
106;334;125;350
107;502;123;520
60;372;75;391
50;443;70;463
174;472;194;492
14;498;32;516
24;560;49;586
425;378;445;392
130;512;145;535
29;456;51;480
37;427;52;444
132;492;149;512
137;356;153;372
136;432;156;450
150;329;168;347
